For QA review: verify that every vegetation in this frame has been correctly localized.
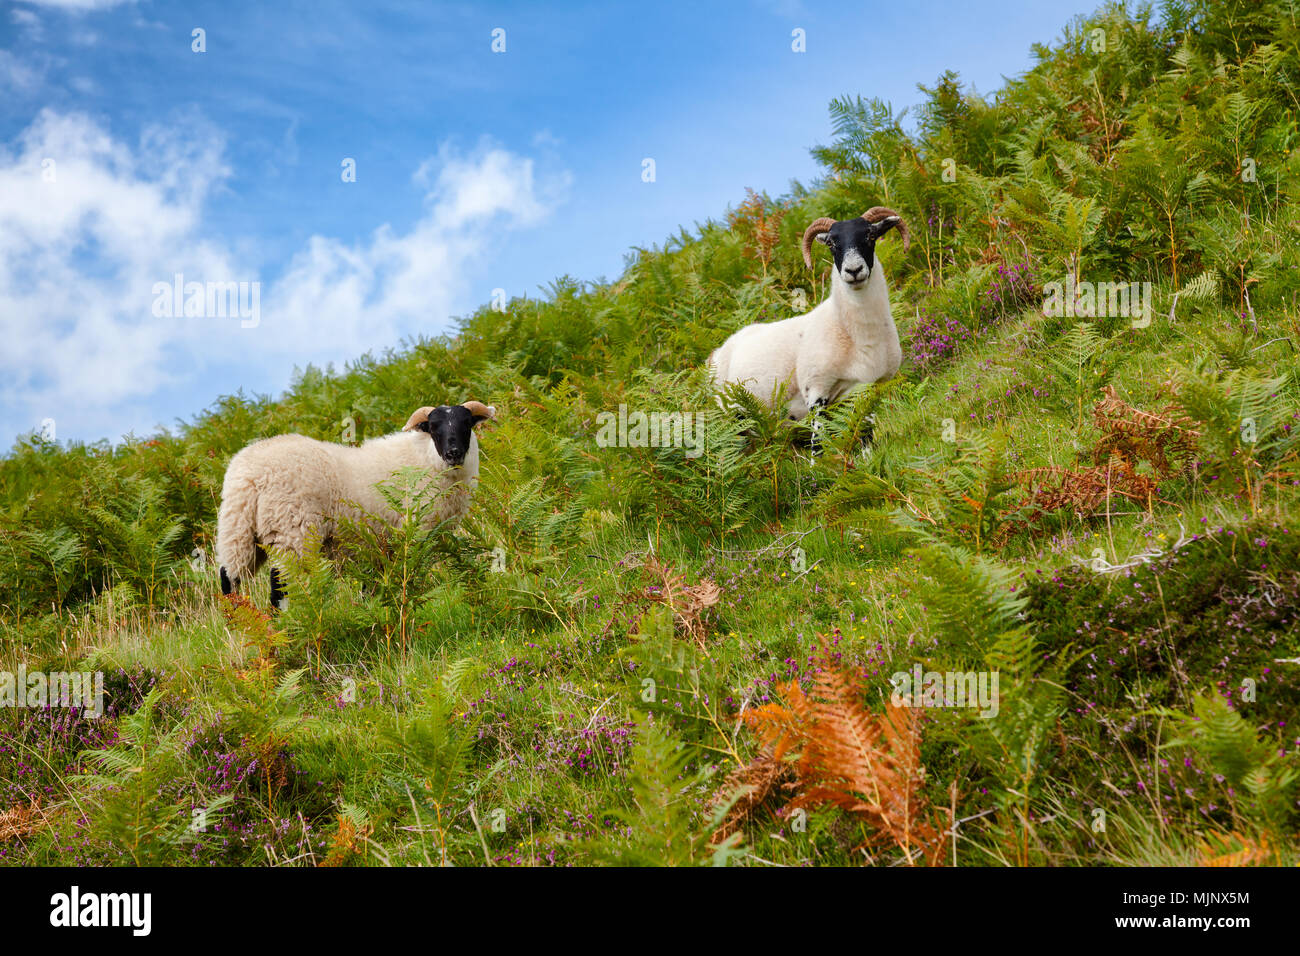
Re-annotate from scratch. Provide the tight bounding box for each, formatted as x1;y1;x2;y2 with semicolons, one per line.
2;0;1298;866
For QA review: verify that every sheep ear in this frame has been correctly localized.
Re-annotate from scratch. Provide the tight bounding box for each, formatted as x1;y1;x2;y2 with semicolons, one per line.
462;401;496;425
870;215;901;235
403;406;434;432
863;207;910;250
813;232;832;246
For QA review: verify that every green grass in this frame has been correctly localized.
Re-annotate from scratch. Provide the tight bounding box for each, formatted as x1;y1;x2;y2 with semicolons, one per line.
2;0;1299;866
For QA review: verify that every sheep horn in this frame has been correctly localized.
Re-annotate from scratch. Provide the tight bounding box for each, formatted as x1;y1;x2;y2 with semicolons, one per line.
863;206;910;251
462;401;496;421
801;217;837;269
402;406;434;431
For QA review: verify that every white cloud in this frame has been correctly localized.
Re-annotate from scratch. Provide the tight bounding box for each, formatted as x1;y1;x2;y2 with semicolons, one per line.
10;9;43;40
0;50;45;93
0;111;568;444
264;140;567;361
0;111;238;440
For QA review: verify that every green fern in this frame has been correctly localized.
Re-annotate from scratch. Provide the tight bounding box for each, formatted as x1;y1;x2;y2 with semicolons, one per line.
1172;361;1295;509
1164;693;1300;831
587;720;717;866
899;431;1018;553
76;477;185;610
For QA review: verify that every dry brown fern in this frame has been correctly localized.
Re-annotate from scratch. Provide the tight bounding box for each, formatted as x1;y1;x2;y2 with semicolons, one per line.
1011;387;1201;525
727;187;789;278
221;592;276;637
1015;461;1163;517
616;555;722;647
790;668;947;865
712;649;949;865
319;812;372;867
708;753;797;845
0;802;48;841
1092;385;1200;479
222;592;288;670
1198;831;1273;867
709;682;807;845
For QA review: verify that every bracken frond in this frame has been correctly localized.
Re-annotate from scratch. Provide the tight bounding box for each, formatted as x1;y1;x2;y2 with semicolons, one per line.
635;555;723;647
1198;831;1272;867
715;643;949;865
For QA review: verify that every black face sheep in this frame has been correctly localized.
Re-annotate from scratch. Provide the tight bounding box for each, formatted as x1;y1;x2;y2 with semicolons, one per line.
708;206;909;420
215;401;496;608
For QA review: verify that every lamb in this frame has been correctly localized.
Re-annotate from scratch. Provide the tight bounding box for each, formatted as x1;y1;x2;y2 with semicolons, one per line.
216;401;496;607
708;206;909;421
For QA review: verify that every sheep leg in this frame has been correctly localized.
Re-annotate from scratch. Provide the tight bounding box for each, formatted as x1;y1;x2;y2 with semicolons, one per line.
269;567;287;611
216;477;260;597
860;413;877;452
806;396;830;460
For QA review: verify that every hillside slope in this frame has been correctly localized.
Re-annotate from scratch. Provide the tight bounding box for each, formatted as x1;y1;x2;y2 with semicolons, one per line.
2;0;1299;866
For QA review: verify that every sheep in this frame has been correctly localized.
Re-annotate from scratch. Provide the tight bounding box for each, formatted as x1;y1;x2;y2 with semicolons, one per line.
708;206;909;422
216;401;496;608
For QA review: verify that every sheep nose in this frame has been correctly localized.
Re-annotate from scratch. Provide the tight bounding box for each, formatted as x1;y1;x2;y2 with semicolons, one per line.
844;265;864;279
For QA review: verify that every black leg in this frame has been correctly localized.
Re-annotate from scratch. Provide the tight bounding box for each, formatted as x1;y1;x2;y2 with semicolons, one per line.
861;412;876;448
808;398;829;458
269;567;286;611
220;566;233;596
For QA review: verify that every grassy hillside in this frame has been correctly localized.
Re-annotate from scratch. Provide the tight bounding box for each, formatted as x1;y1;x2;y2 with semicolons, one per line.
3;0;1299;866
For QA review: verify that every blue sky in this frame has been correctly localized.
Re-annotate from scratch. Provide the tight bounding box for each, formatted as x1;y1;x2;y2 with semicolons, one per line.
1;0;1094;446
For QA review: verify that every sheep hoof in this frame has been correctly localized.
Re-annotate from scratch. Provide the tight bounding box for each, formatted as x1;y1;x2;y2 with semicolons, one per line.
220;566;234;596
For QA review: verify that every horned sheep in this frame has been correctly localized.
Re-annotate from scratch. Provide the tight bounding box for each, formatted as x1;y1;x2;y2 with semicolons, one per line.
708;206;909;420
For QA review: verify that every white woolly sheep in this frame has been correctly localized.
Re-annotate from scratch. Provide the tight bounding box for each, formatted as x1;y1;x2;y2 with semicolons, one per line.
216;401;496;607
708;206;909;420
